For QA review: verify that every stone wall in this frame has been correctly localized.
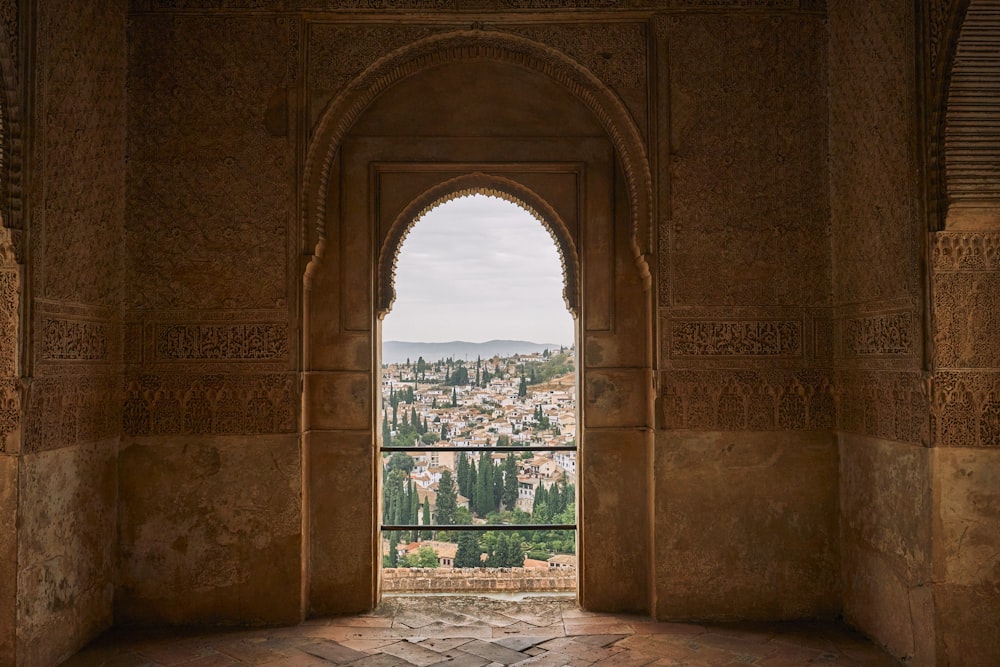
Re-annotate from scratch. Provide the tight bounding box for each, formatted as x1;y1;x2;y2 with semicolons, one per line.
382;568;576;593
653;5;839;621
15;1;127;665
120;11;302;626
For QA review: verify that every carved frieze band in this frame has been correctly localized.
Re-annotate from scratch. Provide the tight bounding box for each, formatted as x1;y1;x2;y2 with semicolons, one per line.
154;322;289;361
836;370;929;446
932;232;1000;272
122;373;297;437
844;312;914;357
931;371;1000;448
22;376;119;453
661;369;834;431
41;317;109;361
669;319;802;357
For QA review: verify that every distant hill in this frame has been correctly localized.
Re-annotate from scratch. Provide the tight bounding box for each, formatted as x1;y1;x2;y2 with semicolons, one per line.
382;340;566;365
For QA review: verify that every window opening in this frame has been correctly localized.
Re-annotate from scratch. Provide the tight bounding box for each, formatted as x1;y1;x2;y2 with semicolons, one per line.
379;193;577;594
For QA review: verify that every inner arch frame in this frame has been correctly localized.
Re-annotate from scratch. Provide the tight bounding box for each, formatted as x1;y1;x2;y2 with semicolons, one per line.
376;173;580;320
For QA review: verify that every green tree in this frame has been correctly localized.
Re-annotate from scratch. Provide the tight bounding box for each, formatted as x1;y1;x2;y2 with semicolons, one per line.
381;415;392;447
456;453;471;498
518;376;527;397
474;451;496;517
501;454;518;511
387;531;400;567
386;452;415;474
455;531;482;568
435;469;458;526
420;500;432;540
451;387;458;407
403;546;439;568
446;365;470;386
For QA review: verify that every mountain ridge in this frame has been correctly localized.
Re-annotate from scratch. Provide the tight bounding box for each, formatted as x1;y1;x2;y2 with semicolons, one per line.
382;339;566;365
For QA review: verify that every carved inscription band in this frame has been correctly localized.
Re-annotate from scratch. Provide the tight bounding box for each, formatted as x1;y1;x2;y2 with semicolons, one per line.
155;323;289;361
41;317;109;361
669;319;802;357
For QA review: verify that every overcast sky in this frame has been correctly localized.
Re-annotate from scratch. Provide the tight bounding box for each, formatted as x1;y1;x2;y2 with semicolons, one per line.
382;194;574;345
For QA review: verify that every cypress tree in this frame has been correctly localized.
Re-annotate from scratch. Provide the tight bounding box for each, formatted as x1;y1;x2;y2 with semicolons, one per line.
451;387;457;407
388;531;400;567
455;531;481;568
420;500;432;540
435;469;458;525
501;454;518;511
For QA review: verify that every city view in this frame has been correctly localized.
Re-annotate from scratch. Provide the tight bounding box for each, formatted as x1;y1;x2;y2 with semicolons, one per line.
380;346;577;589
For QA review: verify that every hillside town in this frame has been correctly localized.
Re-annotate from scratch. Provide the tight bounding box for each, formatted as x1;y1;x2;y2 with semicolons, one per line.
380;347;577;573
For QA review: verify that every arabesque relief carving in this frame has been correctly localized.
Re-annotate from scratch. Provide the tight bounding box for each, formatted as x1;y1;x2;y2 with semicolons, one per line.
932;231;1000;271
931;371;1000;448
22;377;119;453
828;0;920;305
665;13;830;307
154;323;289;361
41;318;110;361
122;374;297;437
127;14;294;311
844;312;914;357
932;232;1000;369
661;370;834;431
37;0;125;307
836;370;929;446
669;320;801;358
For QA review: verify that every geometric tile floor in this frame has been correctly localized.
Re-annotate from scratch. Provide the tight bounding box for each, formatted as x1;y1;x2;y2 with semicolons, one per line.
62;595;902;666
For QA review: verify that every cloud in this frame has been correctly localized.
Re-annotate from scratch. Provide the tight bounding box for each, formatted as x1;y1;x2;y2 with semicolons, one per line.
383;194;574;344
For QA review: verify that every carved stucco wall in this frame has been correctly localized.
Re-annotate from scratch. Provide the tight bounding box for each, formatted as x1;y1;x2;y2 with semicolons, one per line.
120;12;303;626
828;1;934;664
653;6;839;621
15;1;127;665
926;4;1000;665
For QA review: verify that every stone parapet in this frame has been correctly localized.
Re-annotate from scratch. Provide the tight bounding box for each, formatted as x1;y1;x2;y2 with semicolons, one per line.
382;567;576;593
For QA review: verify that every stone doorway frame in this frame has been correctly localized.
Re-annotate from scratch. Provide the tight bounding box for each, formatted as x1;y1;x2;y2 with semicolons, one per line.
300;31;656;617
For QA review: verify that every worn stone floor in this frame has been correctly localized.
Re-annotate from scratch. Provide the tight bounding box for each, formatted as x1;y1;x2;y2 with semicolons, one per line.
62;595;901;666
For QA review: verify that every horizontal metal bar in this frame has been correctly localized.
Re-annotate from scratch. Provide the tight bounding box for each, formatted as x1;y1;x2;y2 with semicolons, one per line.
380;446;576;453
381;524;576;532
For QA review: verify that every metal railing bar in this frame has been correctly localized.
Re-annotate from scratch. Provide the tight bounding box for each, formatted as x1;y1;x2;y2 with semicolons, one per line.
380;524;576;532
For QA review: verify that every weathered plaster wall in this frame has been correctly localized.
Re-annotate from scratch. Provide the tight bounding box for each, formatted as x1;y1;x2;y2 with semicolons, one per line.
932;447;1000;665
16;443;117;666
117;436;302;626
654;8;836;621
654;431;839;620
828;1;936;664
839;435;934;664
17;1;127;664
0;454;15;665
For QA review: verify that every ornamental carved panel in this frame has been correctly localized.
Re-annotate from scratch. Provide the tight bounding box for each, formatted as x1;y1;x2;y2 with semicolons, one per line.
23;377;120;453
122;373;297;437
661;369;834;431
127;14;295;311
933;232;1000;370
154;323;289;362
836;370;929;446
669;319;802;358
40;319;110;362
664;13;830;307
36;0;126;307
843;312;914;358
828;0;921;306
931;371;1000;448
